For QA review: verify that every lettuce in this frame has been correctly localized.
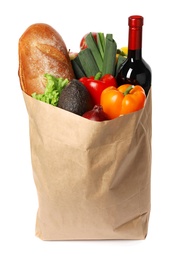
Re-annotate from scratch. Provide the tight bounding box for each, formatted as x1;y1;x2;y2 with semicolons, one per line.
32;74;69;106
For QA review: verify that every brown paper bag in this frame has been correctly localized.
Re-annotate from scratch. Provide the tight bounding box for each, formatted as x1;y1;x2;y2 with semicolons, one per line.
23;89;152;240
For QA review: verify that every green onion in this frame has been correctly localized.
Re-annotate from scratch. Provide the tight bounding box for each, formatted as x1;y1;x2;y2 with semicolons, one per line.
102;34;117;76
71;56;86;79
97;33;105;59
78;48;99;77
115;55;127;77
85;33;103;71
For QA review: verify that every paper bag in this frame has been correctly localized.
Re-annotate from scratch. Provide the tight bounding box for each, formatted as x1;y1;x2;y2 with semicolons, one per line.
23;89;152;240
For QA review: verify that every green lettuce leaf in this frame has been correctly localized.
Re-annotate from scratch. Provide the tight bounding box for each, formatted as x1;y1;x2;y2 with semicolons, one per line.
32;74;69;106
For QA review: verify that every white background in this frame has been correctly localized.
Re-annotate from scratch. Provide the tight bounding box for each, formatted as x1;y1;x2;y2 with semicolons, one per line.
1;0;179;259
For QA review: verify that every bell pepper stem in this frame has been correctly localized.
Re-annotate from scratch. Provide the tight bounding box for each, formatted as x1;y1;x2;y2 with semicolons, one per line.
94;72;102;80
123;85;134;96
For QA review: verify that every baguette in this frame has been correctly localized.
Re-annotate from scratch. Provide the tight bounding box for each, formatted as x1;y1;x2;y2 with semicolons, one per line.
18;23;75;96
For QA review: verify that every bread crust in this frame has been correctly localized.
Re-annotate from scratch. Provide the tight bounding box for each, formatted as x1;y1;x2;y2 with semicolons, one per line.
18;23;75;95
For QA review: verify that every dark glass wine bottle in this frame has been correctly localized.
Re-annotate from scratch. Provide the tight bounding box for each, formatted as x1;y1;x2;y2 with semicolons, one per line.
116;15;151;96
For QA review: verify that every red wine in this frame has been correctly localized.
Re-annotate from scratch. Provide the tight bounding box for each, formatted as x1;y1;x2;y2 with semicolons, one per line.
116;15;151;96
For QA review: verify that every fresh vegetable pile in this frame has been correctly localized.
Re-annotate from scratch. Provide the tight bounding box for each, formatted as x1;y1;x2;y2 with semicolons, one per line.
32;32;146;121
70;32;127;78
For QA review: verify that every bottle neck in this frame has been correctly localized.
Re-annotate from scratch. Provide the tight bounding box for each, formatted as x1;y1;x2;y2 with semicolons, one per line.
128;49;142;60
128;26;142;59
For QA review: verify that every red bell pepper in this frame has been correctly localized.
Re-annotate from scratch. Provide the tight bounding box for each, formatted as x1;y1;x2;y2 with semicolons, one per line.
79;72;118;105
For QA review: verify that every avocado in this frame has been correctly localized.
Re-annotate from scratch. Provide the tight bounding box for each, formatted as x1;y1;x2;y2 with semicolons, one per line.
58;79;94;115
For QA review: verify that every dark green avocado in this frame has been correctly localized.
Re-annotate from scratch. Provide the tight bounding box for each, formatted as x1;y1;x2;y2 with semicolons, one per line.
58;79;94;116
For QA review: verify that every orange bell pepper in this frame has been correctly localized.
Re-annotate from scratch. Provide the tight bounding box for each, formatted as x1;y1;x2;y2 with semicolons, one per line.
100;84;146;119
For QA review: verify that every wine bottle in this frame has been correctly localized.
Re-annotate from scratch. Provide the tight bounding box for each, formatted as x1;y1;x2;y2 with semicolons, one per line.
116;15;151;96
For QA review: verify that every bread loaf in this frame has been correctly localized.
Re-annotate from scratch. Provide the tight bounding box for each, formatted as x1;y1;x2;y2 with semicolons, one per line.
18;23;75;96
